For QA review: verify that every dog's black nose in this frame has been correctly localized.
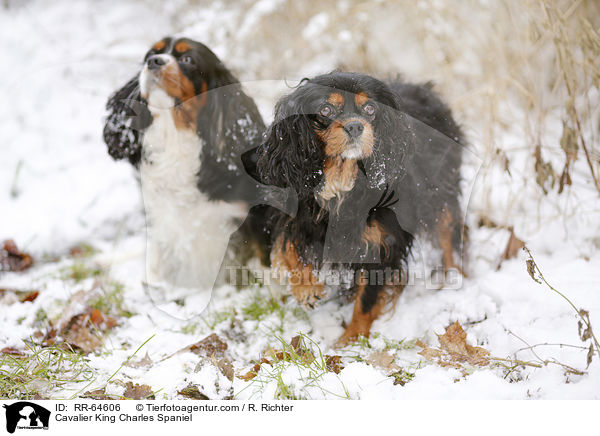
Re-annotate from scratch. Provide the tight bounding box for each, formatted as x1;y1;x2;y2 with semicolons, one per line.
344;121;364;138
147;55;166;70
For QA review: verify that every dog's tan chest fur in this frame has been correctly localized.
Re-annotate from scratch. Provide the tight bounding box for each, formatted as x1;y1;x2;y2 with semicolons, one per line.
317;157;358;201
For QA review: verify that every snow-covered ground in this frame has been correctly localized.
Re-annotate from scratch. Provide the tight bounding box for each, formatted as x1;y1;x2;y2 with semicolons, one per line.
1;0;599;400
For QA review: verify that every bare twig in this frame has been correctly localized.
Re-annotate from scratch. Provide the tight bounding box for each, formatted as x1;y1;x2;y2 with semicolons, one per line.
513;342;589;354
524;246;600;362
488;356;542;369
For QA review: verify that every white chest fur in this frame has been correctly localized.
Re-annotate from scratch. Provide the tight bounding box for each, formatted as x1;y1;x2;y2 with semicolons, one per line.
140;89;246;290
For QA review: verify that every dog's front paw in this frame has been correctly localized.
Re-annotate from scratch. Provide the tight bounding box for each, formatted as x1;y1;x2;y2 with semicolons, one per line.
291;284;325;310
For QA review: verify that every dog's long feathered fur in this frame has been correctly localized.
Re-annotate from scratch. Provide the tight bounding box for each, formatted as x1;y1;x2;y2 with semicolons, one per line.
104;37;265;202
103;37;270;289
256;72;465;345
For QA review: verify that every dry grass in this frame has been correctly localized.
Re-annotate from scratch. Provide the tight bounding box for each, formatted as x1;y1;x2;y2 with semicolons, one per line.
165;0;599;228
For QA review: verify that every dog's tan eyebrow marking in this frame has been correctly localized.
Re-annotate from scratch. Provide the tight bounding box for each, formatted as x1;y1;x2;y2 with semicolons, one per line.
327;92;344;107
152;40;166;51
355;92;369;107
175;41;191;53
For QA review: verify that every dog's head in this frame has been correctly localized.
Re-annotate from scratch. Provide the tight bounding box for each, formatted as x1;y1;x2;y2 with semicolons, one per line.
257;72;414;198
104;36;264;167
311;78;380;161
139;37;218;110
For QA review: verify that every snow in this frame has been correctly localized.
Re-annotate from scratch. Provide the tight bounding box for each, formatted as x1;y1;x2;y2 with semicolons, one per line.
1;0;599;400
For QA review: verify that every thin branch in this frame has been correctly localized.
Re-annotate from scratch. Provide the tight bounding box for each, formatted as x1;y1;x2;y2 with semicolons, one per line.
513;342;590;354
524;246;600;361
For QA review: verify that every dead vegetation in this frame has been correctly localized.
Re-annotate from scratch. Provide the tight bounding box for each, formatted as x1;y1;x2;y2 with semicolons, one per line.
176;0;600;226
0;239;33;272
524;246;600;368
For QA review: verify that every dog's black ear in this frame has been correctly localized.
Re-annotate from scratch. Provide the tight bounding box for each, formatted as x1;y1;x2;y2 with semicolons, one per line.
196;63;265;160
363;98;414;188
193;62;266;202
256;98;324;195
103;75;152;166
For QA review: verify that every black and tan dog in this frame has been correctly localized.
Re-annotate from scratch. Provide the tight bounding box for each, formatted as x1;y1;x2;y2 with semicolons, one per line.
255;72;465;346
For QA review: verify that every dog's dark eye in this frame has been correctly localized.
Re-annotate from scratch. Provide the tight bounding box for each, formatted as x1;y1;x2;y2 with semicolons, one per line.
363;103;376;116
180;55;193;65
319;104;335;118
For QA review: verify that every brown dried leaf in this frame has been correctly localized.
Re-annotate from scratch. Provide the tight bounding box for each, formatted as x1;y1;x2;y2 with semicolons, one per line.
325;355;344;374
189;333;228;359
69;246;85;257
558;165;572;193
288;336;315;365
437;322;470;355
1;347;27;358
578;310;593;342
4;240;17;253
125;352;153;369
560;123;578;163
55;290;89;332
239;338;320;382
366;351;400;372
178;385;210;400
438;322;490;366
416;339;442;361
580;325;592;341
89;309;104;325
526;259;541;283
81;388;113;400
40;328;57;347
290;335;302;352
0;288;40;305
477;216;499;228
20;291;39;303
274;351;287;361
0;239;33;272
239;372;257;381
212;356;234;382
239;362;262;381
69;244;96;258
89;308;117;330
63;326;102;354
417;342;460;369
123;382;154;400
496;148;511;176
417;323;490;370
534;144;555;195
498;228;525;269
59;307;118;354
587;344;594;368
